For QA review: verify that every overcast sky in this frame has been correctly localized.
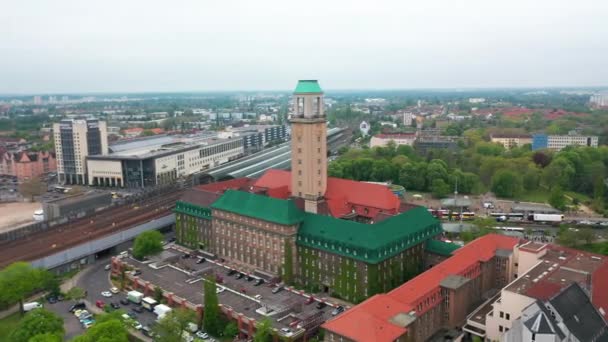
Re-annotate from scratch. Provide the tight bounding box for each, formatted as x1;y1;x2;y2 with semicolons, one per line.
1;0;607;93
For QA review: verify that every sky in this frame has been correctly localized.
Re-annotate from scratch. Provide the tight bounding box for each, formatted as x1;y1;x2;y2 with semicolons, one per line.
1;0;607;93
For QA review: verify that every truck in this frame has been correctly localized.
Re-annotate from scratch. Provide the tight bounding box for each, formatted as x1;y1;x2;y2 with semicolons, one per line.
141;297;158;311
532;214;564;223
154;304;172;320
127;290;143;304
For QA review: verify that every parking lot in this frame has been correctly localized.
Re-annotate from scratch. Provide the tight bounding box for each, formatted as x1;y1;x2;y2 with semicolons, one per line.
125;246;338;337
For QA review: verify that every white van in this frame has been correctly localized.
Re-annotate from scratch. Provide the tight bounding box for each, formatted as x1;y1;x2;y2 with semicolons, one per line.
23;302;43;312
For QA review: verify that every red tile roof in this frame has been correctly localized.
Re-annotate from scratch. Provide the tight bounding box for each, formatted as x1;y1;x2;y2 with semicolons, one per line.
253;169;402;219
592;260;608;320
197;178;254;193
323;234;520;342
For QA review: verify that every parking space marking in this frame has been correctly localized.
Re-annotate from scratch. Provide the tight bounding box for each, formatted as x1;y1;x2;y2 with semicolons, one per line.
174;282;184;287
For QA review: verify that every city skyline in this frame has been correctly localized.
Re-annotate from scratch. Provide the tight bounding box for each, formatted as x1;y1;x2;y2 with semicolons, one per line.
2;0;607;93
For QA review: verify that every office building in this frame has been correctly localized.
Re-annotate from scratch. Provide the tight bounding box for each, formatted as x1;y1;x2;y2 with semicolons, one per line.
490;134;532;149
53;119;108;185
532;133;599;151
370;133;416;148
86;134;243;188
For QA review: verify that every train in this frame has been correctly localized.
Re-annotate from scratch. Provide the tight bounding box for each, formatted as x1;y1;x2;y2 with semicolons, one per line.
428;209;476;221
490;212;564;223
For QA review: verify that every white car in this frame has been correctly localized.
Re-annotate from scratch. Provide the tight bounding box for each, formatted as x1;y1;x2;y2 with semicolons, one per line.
216;286;225;294
101;291;112;298
110;287;119;294
133;321;143;330
104;264;111;271
196;331;209;339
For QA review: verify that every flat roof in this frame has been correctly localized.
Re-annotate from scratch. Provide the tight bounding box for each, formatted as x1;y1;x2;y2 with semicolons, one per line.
89;133;239;161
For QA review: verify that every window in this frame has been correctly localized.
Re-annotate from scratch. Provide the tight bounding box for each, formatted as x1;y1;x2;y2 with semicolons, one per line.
297;148;302;153
298;159;302;165
297;97;304;114
499;311;504;318
532;333;536;341
499;325;503;333
505;313;510;320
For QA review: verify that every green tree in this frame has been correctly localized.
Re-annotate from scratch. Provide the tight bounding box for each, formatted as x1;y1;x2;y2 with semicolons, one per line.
253;318;274;342
223;321;239;338
154;286;164;302
577;228;597;245
491;170;523;198
66;287;86;301
282;241;293;285
154;308;197;342
203;277;221;336
72;319;128;342
132;230;164;260
398;162;426;191
141;129;155;136
430;179;450;198
0;262;54;314
29;332;62;342
548;187;567;211
9;309;64;342
557;229;578;248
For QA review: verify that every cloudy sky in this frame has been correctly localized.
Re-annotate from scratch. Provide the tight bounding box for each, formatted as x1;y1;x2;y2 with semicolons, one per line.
1;0;607;93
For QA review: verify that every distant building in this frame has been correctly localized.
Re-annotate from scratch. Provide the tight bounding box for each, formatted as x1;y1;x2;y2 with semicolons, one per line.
590;92;608;108
123;127;144;138
469;98;486;103
86;133;243;188
490;133;532;149
359;121;370;136
0;150;56;180
33;96;42;105
532;133;598;151
53;119;108;185
403;112;413;126
414;135;459;153
370;133;416;148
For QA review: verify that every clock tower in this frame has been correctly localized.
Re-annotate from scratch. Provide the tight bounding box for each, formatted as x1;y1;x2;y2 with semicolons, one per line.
290;80;327;213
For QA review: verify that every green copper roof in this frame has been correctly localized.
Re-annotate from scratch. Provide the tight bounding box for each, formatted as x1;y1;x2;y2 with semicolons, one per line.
294;80;323;94
211;190;304;225
425;239;460;256
298;206;441;263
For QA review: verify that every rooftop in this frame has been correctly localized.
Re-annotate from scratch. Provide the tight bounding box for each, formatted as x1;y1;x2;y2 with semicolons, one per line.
211;190;304;226
425;239;460;256
293;80;323;94
323;234;520;341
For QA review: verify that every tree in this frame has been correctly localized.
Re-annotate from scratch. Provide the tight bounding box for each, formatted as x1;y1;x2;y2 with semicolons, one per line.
577;228;597;245
29;333;62;342
253;318;274;342
9;309;64;342
557;229;578;248
66;287;86;300
132;230;164;260
223;321;239;339
282;241;293;285
72;319;128;342
532;151;551;168
0;262;54;314
154;308;197;342
141;129;155;137
430;179;450;199
203;276;221;336
154;285;164;302
548;187;567;211
19;177;46;201
491;170;523;198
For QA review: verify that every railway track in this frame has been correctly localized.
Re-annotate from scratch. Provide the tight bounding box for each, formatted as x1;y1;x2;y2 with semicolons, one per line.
0;190;183;268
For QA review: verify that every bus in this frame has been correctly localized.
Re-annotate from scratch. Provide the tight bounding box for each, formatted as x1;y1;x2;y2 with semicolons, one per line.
53;186;72;193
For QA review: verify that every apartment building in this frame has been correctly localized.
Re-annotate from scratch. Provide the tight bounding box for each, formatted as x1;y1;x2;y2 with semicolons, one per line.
532;133;599;151
53;119;108;184
490;134;532;149
0;150;56;180
370;133;417;148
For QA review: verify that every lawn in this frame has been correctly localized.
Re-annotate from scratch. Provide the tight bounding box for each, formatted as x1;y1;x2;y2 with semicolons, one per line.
515;189;549;203
578;242;608;256
0;312;22;340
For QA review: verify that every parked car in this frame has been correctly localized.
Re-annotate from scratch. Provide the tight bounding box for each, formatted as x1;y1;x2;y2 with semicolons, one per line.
216;286;226;294
69;302;86;312
246;275;254;282
316;302;326;309
181;253;191;259
254;278;264;286
254;294;263;300
133;321;143;330
196;331;209;339
101;291;112;298
128;312;137;319
104;264;111;271
131;269;142;276
110;302;120;310
227;269;237;276
196;257;206;264
304;296;315;305
120;298;130;305
132;306;144;313
272;286;283;294
46;296;57;304
332;306;345;316
281;327;292;335
110;287;120;294
235;273;244;279
96;300;105;309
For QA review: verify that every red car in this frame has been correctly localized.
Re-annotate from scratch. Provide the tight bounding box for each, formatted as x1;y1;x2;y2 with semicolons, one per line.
304;296;315;305
240;288;247;294
95;300;105;309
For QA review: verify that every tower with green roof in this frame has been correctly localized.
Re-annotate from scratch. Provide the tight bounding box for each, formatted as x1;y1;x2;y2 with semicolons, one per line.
290;80;327;214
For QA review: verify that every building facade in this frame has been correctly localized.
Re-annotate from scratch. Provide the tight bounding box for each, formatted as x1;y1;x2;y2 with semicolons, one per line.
532;133;599;151
490;134;532;149
0;150;56;180
370;133;417;148
53;119;108;184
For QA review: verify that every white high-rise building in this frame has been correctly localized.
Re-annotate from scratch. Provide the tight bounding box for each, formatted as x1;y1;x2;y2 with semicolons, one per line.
53;119;108;185
403;112;413;126
590;92;608;108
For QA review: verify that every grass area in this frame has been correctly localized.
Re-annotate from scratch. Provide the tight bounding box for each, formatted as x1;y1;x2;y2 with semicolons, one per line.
565;191;593;204
0;312;22;340
514;189;549;203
